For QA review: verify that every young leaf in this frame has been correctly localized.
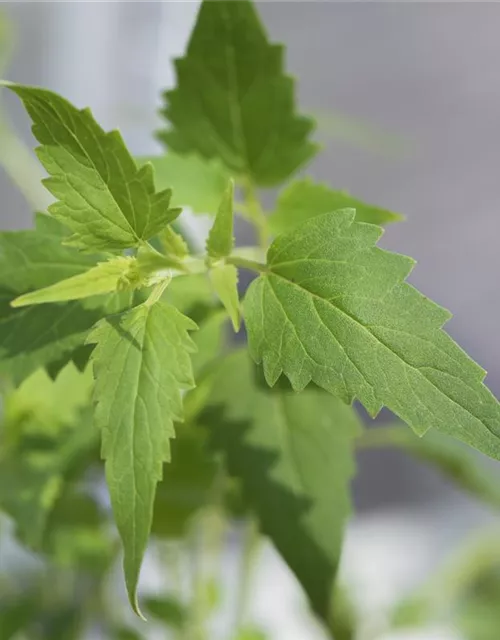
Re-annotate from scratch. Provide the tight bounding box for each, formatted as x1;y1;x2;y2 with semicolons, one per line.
209;264;240;332
201;350;361;625
269;178;402;235
2;82;180;252
158;226;189;258
159;0;318;186
87;302;197;616
137;152;229;215
244;209;500;460
206;179;234;259
11;256;142;307
360;426;500;509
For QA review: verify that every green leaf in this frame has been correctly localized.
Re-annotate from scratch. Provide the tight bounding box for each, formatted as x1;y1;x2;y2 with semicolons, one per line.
159;0;318;186
361;426;500;509
269;178;402;235
4;362;93;436
0;409;97;549
137;152;229;215
11;256;143;307
143;596;187;628
152;430;216;539
158;225;189;258
0;223;98;296
209;264;240;332
0;221;137;383
0;594;38;640
201;350;361;625
244;210;500;460
206;179;234;259
3;82;180;251
87;301;197;616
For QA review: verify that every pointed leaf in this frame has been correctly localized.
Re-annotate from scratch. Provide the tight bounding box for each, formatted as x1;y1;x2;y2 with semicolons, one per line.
269;178;402;235
138;152;229;215
87;302;197;616
11;256;142;307
244;210;500;459
158;226;189;258
201;350;361;625
3;82;180;251
159;0;318;186
209;264;240;331
206;179;234;259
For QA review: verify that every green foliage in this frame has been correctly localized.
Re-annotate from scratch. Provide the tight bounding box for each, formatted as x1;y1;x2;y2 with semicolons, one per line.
2;82;180;252
201;350;361;625
269;177;403;235
206;179;235;259
244;209;500;459
138;152;229;215
1;0;500;636
159;0;318;186
87;301;197;616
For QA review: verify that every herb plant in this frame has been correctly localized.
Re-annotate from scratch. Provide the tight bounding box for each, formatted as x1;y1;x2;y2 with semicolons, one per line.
1;1;500;639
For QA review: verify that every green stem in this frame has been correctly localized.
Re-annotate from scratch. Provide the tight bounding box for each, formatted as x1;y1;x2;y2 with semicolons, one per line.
145;277;171;306
226;255;267;274
356;425;406;450
233;516;260;635
241;179;269;249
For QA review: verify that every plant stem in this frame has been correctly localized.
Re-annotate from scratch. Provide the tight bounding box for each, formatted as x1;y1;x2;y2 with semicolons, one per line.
241;179;269;249
226;255;267;274
356;425;406;450
233;516;260;635
145;277;171;306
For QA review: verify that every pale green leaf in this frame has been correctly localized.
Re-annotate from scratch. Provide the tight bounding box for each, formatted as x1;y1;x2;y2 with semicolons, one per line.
244;209;500;460
209;264;240;331
138;152;229;215
158;225;189;258
87;302;197;616
201;350;361;624
360;426;500;509
11;256;142;307
3;82;180;251
206;179;234;259
4;361;93;436
269;178;402;235
159;0;318;186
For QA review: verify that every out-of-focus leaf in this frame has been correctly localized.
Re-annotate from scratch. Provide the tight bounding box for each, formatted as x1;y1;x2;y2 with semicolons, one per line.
4;362;93;437
138;152;229;215
152;430;216;539
144;596;187;628
201;350;361;626
0;594;38;640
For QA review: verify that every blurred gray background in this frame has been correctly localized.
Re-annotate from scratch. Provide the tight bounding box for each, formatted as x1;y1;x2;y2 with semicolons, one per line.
1;1;500;514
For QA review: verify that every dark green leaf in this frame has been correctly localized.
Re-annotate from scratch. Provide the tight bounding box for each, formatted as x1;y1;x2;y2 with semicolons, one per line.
201;350;361;625
159;0;318;186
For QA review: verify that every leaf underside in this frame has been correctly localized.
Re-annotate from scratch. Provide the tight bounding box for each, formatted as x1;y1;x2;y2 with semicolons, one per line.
87;301;197;616
244;209;500;460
